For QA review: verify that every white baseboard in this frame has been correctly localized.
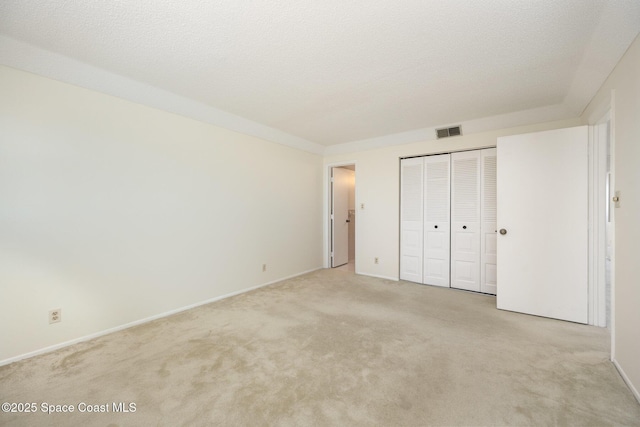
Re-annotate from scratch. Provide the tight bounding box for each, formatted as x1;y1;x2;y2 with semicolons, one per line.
612;358;640;404
0;267;322;367
357;272;399;281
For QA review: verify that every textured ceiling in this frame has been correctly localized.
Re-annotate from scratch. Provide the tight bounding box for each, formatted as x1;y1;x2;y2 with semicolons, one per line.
1;0;639;152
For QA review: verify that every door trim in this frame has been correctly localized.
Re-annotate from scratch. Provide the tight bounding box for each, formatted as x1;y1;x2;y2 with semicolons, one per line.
588;112;611;327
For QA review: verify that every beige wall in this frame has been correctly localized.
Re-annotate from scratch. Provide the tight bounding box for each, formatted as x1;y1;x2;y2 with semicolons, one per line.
323;118;580;279
0;66;323;362
582;34;640;399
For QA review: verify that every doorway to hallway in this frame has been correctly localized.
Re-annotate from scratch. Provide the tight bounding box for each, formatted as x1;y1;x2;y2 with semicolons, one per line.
330;165;356;269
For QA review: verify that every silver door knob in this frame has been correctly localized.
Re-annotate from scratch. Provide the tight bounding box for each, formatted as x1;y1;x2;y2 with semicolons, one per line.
499;229;507;235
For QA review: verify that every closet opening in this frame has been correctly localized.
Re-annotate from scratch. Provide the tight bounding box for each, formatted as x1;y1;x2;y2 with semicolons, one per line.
399;148;496;295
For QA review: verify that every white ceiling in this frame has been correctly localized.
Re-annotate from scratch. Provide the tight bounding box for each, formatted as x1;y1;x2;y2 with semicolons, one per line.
1;1;639;154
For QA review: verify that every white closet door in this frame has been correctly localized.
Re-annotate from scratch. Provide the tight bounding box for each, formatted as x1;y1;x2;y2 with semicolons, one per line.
423;154;450;287
400;158;424;283
480;148;497;294
451;150;481;291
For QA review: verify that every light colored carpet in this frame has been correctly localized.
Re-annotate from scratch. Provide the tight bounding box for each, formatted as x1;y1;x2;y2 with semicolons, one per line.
1;269;639;426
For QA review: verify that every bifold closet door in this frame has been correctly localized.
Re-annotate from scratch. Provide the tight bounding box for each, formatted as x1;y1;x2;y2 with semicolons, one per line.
402;150;495;291
450;151;481;292
400;158;423;283
481;149;497;294
423;154;450;287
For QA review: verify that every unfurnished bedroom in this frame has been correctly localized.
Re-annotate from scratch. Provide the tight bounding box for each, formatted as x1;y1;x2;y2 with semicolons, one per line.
1;1;640;425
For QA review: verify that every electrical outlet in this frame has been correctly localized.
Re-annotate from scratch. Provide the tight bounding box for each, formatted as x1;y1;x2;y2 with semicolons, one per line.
374;257;379;264
360;203;365;210
262;264;267;272
49;309;61;324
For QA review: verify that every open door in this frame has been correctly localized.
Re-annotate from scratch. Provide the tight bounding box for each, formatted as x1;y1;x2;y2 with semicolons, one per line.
497;126;588;323
331;167;350;267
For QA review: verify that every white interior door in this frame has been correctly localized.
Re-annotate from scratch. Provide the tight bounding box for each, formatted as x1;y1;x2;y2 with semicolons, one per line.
497;126;588;323
481;148;497;295
331;167;350;267
400;158;424;283
451;151;481;291
423;154;450;287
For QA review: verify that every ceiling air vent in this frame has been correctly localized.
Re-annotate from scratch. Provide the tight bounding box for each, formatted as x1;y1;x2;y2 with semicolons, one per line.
436;125;462;139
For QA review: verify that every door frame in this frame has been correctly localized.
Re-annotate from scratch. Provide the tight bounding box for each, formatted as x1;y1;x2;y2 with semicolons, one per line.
324;161;357;270
588;111;612;327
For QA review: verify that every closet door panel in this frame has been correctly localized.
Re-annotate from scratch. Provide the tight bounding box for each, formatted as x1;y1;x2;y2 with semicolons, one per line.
423;154;450;287
451;151;481;291
400;158;424;283
481;148;497;294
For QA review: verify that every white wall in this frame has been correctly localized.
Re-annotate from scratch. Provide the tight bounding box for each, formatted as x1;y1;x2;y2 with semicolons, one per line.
0;66;323;362
582;34;640;400
323;118;580;280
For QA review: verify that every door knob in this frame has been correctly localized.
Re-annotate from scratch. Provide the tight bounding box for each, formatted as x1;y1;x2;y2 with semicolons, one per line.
346;219;350;223
499;229;507;235
462;225;467;229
